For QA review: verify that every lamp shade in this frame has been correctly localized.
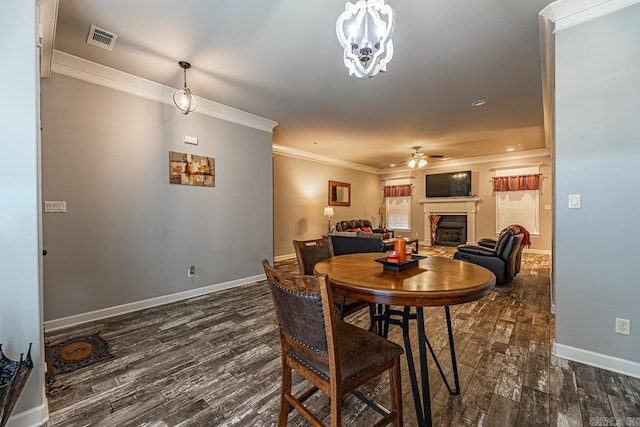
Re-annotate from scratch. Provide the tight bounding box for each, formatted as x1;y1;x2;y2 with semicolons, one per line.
378;207;386;215
324;207;335;217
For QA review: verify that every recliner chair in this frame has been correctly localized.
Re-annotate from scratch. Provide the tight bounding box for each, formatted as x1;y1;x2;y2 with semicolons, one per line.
453;226;524;284
477;225;526;276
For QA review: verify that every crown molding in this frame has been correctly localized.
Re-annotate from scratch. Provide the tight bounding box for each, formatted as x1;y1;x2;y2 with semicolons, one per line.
272;144;380;174
540;0;640;31
50;50;278;134
273;145;551;175
380;148;551;173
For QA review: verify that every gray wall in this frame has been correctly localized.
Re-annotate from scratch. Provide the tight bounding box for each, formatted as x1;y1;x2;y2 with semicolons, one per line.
273;154;381;257
0;0;46;420
554;5;640;362
41;73;273;321
382;155;553;251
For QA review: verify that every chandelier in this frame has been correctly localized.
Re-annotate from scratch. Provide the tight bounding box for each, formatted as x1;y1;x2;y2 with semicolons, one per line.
336;0;395;78
173;61;197;115
408;147;428;169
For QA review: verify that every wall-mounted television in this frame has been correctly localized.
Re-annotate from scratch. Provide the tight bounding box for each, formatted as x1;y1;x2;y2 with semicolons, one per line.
425;171;472;198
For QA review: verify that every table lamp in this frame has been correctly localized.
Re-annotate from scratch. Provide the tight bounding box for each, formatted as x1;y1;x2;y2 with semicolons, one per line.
324;207;334;233
378;207;386;228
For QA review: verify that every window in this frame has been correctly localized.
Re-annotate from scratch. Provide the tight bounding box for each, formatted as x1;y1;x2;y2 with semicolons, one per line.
494;167;540;234
384;178;411;231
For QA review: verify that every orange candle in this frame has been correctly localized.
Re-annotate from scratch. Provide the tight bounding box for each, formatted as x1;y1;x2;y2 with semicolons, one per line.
394;239;406;263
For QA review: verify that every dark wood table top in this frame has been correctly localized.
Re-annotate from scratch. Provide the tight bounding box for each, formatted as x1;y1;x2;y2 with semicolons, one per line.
314;253;496;307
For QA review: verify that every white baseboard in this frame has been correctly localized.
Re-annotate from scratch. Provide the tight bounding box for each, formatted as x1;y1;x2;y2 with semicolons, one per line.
44;274;265;332
553;342;640;379
6;403;48;427
523;248;552;255
274;253;296;262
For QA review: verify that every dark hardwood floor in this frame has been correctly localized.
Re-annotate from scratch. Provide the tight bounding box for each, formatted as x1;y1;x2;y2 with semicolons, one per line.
45;247;640;426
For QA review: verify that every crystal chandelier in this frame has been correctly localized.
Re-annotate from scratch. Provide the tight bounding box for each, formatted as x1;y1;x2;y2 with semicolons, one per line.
336;0;395;78
408;147;428;169
173;61;197;115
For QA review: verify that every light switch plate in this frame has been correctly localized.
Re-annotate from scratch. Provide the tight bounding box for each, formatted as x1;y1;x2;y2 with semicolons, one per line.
44;201;67;213
184;135;198;145
568;194;581;209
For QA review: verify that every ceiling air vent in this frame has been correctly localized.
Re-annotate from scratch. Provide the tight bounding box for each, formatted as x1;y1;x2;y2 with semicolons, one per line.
86;25;118;51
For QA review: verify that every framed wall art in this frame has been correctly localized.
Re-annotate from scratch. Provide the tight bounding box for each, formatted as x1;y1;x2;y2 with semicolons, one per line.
169;151;215;187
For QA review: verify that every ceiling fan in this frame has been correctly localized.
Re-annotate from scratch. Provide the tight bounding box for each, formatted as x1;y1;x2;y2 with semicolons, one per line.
402;147;444;169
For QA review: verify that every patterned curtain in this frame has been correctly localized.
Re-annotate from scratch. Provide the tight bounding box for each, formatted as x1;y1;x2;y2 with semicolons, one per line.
492;174;542;192
384;185;412;197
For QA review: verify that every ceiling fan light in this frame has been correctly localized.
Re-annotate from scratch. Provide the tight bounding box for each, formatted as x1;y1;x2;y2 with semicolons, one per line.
407;146;428;169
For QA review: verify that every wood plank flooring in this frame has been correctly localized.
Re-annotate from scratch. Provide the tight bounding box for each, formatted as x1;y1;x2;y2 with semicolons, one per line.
46;247;640;426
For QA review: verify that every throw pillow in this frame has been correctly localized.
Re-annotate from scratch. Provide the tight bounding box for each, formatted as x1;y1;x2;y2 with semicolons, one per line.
361;227;373;234
347;228;362;232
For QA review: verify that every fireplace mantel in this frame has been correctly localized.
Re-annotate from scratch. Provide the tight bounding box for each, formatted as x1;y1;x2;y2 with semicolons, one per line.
420;197;481;246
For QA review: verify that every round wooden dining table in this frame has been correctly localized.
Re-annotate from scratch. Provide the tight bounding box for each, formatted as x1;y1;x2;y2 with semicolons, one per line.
314;252;496;427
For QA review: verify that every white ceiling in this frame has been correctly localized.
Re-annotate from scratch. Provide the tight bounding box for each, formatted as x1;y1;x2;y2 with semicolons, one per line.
53;0;554;169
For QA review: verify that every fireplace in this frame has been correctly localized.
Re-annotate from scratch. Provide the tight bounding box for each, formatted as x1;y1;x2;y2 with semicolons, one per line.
435;215;467;246
420;197;480;246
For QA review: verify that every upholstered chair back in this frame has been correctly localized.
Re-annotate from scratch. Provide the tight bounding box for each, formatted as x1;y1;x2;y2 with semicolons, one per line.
262;259;332;365
494;226;524;262
293;238;334;275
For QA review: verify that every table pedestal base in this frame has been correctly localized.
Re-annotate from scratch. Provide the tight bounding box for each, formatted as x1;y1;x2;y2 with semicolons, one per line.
372;305;460;427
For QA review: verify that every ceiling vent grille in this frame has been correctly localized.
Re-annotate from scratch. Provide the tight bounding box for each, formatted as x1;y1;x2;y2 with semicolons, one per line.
86;25;118;51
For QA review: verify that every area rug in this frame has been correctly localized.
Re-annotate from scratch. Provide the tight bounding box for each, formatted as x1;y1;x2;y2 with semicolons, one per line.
48;333;114;374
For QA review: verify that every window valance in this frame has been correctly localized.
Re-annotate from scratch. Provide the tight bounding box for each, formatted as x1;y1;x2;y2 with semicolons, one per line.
384;185;412;197
492;174;542;192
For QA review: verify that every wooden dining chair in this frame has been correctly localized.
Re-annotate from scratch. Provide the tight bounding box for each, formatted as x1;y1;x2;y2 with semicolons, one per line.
262;259;403;427
293;238;369;319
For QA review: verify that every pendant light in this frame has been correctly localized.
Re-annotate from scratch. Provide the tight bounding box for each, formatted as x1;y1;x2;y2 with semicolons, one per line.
173;61;197;115
336;0;395;78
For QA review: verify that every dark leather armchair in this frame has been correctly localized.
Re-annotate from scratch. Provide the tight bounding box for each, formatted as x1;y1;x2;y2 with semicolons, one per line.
453;226;524;284
477;225;526;277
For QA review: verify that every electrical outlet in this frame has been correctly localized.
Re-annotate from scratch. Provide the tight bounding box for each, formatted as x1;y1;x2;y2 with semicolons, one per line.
615;318;630;335
187;265;195;278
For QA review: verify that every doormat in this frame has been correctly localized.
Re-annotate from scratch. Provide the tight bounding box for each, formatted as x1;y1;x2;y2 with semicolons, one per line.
48;333;114;374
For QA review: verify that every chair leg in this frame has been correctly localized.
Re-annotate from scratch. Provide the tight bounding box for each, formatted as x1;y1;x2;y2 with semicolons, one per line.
330;394;342;427
390;358;403;427
279;363;292;427
339;296;347;320
368;303;376;332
